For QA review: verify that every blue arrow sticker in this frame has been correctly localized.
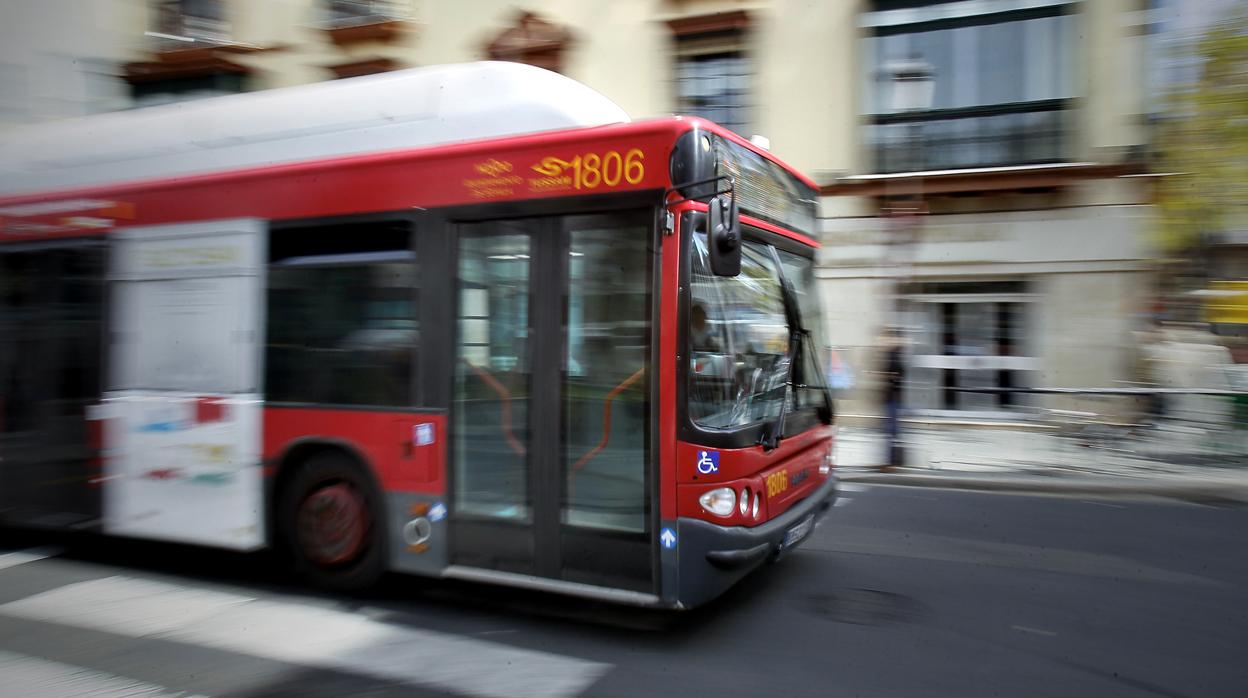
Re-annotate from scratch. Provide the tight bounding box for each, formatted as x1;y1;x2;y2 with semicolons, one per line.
695;449;720;474
660;527;677;550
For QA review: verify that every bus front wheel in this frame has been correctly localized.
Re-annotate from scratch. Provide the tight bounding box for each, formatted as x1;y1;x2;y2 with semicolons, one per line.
278;451;386;591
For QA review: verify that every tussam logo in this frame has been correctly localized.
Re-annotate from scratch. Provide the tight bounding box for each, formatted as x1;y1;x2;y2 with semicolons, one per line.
473;159;513;177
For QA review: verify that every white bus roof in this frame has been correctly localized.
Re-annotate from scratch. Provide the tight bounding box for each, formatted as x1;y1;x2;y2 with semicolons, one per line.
0;61;630;198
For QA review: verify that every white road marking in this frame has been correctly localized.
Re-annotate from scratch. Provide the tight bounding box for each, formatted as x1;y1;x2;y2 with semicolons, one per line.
834;497;854;507
0;576;609;698
0;547;60;571
1011;624;1058;637
839;484;871;493
0;650;206;698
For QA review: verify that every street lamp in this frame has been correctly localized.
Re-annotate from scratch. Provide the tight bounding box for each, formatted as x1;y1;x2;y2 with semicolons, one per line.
881;56;933;309
887;57;935;115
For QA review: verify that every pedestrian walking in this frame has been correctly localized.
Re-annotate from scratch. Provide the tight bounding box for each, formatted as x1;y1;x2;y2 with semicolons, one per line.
880;331;905;469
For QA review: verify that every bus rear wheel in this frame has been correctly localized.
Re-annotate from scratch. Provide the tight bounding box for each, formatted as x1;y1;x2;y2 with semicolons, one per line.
278;452;386;591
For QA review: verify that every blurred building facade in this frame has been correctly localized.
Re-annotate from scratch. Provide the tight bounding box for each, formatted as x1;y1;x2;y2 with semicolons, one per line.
819;0;1156;420
1;0;1217;419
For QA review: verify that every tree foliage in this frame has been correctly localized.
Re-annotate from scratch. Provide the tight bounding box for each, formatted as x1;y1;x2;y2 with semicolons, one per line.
1154;11;1248;254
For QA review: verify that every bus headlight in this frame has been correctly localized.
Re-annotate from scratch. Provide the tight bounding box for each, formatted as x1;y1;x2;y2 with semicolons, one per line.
739;487;751;516
752;492;761;519
699;487;736;517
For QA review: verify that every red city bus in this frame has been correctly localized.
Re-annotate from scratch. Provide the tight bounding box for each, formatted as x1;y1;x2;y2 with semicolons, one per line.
0;62;836;609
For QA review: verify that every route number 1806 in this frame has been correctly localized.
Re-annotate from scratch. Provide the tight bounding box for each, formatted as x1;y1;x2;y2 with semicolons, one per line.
531;149;645;190
766;469;789;498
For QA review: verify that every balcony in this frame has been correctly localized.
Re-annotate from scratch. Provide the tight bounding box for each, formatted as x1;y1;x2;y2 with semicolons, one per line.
150;0;231;51
319;0;408;46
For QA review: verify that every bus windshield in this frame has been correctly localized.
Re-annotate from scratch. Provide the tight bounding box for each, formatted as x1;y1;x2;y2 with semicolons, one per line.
688;233;791;428
688;232;826;430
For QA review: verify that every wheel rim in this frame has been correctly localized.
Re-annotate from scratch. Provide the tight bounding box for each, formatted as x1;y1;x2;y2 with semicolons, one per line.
296;482;369;567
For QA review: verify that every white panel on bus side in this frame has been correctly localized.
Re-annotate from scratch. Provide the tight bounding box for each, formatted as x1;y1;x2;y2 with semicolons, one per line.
101;394;264;549
101;219;266;550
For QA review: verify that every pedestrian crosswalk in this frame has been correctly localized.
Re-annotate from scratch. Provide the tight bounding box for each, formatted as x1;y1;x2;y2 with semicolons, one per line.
0;547;60;572
0;651;204;698
0;549;612;698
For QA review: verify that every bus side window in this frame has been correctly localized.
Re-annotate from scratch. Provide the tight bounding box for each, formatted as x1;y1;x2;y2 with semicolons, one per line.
266;219;418;407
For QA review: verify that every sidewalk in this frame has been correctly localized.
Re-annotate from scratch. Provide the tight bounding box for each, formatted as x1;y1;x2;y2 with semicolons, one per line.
834;423;1248;503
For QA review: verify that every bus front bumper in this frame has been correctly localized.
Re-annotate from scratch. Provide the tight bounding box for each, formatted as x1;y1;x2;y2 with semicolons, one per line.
675;474;838;609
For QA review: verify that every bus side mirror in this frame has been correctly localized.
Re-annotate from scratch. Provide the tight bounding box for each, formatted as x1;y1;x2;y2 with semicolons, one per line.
708;195;740;277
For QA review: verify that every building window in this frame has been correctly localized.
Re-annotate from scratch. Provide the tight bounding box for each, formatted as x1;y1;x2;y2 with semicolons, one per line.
676;52;750;135
864;0;1076;172
129;0;269;106
154;0;229;45
668;11;752;135
130;72;246;108
901;281;1038;413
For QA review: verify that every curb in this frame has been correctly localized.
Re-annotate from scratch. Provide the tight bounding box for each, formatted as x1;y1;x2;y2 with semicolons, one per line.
835;415;1057;432
839;470;1248;505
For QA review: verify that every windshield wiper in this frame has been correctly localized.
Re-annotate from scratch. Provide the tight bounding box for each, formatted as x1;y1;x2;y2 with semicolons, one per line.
758;270;835;452
803;329;836;425
759;276;803;452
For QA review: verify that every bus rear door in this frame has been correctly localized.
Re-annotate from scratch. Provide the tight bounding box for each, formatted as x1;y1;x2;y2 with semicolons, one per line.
0;240;106;527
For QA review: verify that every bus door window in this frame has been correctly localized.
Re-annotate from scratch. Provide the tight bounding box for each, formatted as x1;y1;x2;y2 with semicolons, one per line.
687;234;790;429
563;222;649;533
454;231;532;521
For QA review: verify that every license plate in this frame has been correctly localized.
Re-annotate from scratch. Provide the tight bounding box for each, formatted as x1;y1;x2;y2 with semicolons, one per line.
781;514;815;549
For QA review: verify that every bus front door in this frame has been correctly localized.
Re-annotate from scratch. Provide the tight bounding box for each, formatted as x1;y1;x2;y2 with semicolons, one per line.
450;210;654;594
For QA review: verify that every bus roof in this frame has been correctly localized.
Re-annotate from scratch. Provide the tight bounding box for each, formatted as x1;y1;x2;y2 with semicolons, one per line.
0;62;630;198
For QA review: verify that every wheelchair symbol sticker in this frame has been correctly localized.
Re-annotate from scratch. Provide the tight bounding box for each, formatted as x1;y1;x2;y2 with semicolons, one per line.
696;450;720;474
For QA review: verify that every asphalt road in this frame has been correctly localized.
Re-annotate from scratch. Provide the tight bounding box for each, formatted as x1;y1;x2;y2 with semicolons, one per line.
2;485;1247;697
